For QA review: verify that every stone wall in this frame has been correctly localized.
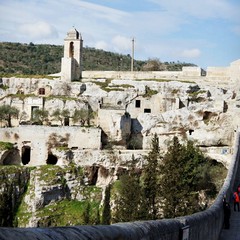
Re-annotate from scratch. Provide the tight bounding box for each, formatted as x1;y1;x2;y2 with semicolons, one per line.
82;70;186;81
97;108;131;143
82;59;240;84
0;126;101;166
0;131;239;239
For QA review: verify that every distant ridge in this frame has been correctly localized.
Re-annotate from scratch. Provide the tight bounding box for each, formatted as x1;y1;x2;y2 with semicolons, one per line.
0;42;195;76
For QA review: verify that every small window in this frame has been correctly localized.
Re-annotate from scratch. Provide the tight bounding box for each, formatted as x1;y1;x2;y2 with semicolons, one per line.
144;108;151;113
135;100;141;108
39;88;45;95
189;129;194;135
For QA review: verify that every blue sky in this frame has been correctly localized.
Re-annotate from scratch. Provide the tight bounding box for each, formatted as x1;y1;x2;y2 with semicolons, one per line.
0;0;239;69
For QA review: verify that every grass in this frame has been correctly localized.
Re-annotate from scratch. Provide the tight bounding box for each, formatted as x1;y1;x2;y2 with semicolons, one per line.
142;86;158;98
0;73;55;79
44;95;79;101
136;78;172;82
7;93;36;100
0;84;9;90
35;199;101;226
0;141;14;150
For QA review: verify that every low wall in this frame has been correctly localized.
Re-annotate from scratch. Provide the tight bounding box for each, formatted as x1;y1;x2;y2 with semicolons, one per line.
0;131;239;240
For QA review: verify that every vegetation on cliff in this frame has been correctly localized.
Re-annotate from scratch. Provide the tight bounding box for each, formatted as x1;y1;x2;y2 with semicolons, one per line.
0;166;30;227
112;135;227;221
0;136;226;227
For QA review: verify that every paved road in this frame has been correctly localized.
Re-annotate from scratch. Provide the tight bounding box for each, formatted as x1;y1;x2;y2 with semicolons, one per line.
219;207;240;240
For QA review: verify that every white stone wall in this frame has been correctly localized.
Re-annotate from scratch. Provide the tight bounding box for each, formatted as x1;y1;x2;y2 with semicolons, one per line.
126;94;179;118
0;126;101;166
182;66;203;76
82;70;183;80
97;108;131;142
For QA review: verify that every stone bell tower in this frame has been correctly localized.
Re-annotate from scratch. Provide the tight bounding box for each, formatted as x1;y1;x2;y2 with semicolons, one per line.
61;27;83;81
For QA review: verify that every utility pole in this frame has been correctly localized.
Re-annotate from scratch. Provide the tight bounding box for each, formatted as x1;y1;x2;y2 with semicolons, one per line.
131;37;134;72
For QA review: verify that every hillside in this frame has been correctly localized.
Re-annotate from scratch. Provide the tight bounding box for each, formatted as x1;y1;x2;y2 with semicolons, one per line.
0;42;195;75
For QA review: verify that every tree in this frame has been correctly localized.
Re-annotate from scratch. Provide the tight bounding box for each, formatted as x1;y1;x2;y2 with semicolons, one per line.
32;108;49;125
159;136;189;218
72;108;95;127
141;133;160;220
51;108;61;124
62;109;71;124
101;185;111;225
142;58;166;71
159;137;214;218
113;171;143;223
0;105;19;127
51;108;70;126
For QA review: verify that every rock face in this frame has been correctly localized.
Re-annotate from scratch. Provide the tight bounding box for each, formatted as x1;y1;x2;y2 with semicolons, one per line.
15;165;105;227
0;166;30;227
0;63;240;227
0;149;147;227
1;75;239;167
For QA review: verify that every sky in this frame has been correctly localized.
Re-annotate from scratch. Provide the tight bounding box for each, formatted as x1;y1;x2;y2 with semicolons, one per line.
0;0;240;69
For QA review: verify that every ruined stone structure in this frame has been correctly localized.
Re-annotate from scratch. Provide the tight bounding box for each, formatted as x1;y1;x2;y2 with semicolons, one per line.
0;126;101;166
0;131;239;240
0;28;239;168
61;27;83;81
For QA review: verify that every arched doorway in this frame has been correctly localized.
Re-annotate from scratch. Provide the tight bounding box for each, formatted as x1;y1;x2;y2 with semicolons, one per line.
21;146;31;165
46;153;58;165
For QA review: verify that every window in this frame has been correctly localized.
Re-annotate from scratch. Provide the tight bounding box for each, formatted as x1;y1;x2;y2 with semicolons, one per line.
144;108;151;113
135;100;141;108
39;88;45;95
189;129;194;135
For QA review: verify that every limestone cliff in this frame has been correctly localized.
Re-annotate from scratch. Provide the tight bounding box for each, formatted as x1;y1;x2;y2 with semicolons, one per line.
0;166;30;226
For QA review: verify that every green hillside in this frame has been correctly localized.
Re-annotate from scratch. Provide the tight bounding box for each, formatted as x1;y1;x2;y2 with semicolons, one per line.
0;42;195;76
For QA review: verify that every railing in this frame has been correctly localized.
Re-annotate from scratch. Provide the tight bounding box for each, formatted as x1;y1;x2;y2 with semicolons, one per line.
0;131;239;240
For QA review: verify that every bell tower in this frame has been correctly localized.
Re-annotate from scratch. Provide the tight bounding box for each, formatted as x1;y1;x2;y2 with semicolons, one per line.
61;27;83;81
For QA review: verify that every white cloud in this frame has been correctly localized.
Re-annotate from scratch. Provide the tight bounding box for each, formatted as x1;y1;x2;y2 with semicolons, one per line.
148;0;240;20
94;41;110;51
18;21;58;40
112;35;132;53
66;0;128;24
0;0;238;67
181;48;201;58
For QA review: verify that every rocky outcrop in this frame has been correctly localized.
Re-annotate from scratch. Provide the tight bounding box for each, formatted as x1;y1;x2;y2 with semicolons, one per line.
0;166;30;227
15;165;107;227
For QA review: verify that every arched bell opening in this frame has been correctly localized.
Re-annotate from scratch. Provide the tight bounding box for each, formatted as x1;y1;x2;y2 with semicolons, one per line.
69;42;74;58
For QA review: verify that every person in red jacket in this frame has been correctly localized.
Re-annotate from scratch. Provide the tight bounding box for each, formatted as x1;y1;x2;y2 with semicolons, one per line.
237;185;240;194
233;191;240;211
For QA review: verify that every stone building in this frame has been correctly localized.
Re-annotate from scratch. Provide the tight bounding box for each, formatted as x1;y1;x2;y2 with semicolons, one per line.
61;27;83;81
0;126;101;166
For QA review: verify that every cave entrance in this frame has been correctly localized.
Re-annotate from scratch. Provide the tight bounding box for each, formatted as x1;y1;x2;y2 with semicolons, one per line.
46;153;58;165
21;146;31;165
1;149;21;165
